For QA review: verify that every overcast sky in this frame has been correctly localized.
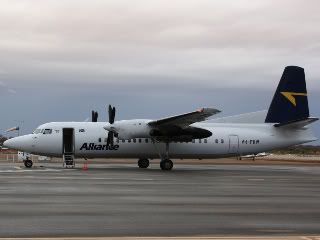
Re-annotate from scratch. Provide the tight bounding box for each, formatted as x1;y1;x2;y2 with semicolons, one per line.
0;0;319;144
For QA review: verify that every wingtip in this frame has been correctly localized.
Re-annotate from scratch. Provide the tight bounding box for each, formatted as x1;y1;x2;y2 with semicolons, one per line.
200;107;221;114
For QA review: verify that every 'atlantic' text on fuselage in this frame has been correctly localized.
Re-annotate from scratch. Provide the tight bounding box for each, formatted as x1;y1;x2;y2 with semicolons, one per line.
80;143;119;151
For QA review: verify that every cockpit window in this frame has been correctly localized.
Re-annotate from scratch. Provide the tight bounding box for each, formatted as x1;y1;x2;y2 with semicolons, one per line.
33;129;42;134
43;129;52;134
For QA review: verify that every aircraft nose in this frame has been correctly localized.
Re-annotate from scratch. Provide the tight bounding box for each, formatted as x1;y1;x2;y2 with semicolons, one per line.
3;135;33;151
3;139;14;149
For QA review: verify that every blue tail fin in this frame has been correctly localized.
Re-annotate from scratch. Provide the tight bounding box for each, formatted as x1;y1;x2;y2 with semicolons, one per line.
265;66;309;123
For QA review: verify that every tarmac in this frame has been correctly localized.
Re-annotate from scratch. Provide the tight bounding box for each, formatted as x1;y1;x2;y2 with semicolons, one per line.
0;161;320;239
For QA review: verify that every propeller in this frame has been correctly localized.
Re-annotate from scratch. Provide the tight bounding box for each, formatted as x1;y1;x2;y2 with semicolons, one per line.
91;111;98;122
108;105;116;124
106;105;116;146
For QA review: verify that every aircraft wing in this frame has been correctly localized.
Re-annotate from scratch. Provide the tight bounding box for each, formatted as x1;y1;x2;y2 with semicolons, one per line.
148;108;221;128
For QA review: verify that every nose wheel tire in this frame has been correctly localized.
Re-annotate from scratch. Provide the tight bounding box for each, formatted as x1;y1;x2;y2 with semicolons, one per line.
160;159;173;171
138;158;150;168
24;159;33;168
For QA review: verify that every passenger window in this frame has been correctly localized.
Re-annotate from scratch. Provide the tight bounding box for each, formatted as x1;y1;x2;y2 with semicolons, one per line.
221;139;224;144
133;139;136;143
199;139;202;143
204;139;207;143
215;139;218;144
192;139;195;143
145;139;148;143
128;139;131;143
138;139;142;143
43;129;52;134
256;140;260;144
98;138;101;143
122;139;125;143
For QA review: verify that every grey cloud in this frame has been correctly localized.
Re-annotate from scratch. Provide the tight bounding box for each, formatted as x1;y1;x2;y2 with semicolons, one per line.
0;0;320;91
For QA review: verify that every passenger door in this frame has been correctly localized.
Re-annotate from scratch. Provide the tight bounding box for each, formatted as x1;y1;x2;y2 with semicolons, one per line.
62;128;74;156
228;135;239;154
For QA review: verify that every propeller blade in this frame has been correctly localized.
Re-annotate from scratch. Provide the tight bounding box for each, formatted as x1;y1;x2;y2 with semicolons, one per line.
95;111;98;122
91;111;98;122
106;105;116;146
106;131;114;146
108;105;116;124
92;111;96;122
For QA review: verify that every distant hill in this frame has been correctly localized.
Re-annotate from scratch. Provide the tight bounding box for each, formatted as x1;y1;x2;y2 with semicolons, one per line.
271;145;320;155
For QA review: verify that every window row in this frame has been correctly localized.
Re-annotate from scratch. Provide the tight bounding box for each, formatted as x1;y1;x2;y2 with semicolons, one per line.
97;138;225;144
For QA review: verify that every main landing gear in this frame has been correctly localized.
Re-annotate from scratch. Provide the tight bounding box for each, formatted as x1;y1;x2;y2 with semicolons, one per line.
160;159;173;171
138;158;150;168
24;159;33;168
159;142;173;171
139;141;174;171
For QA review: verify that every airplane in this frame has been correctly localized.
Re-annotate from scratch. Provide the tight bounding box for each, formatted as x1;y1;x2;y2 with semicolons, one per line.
3;66;318;170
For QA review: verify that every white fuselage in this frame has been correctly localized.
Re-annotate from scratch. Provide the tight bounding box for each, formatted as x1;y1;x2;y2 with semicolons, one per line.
8;121;316;159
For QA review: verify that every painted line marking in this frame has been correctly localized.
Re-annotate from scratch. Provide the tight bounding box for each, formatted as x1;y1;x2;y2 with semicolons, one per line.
248;178;265;181
0;168;62;173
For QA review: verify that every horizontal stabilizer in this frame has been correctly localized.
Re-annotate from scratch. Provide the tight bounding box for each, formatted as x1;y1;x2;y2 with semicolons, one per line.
274;117;318;128
211;110;267;124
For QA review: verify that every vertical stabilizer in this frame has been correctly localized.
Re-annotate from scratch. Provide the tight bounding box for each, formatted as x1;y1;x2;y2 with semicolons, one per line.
265;66;309;123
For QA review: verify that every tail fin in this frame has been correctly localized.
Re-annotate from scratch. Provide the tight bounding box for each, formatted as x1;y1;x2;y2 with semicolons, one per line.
265;66;309;123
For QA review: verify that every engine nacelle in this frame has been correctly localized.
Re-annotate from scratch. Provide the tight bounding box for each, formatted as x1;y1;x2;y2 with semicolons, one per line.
104;120;212;142
105;119;152;140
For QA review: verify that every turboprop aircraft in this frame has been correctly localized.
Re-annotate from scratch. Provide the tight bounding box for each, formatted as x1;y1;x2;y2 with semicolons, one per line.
3;66;318;170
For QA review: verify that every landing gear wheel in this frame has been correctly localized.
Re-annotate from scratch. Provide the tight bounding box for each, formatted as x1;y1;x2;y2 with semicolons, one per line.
24;159;33;168
160;159;173;171
138;158;150;168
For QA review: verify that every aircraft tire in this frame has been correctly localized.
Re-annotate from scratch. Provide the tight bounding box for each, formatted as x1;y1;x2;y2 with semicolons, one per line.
24;159;33;168
160;159;173;171
138;158;150;168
